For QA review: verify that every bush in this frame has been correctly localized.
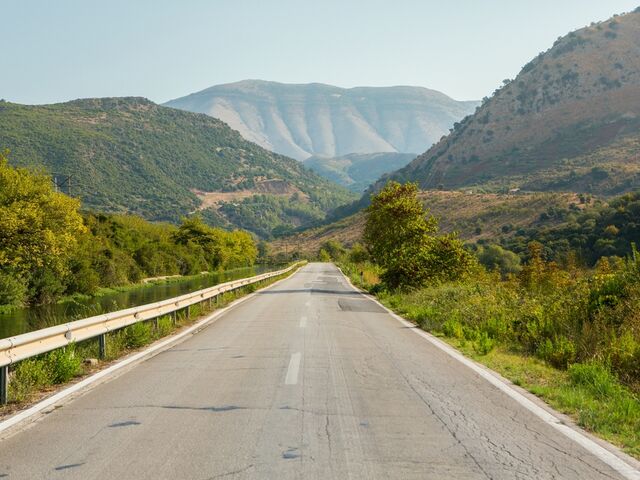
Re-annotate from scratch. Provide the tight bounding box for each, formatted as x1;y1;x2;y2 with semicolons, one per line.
45;345;82;384
319;249;331;262
321;240;346;261
474;332;495;355
537;336;576;368
477;244;522;276
442;318;464;339
10;358;51;401
348;243;369;263
122;322;153;349
364;181;475;289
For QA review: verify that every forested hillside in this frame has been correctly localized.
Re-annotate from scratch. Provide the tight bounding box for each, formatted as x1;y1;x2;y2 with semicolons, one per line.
0;97;355;237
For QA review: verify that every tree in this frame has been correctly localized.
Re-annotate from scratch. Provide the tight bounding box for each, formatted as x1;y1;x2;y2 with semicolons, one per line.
348;242;369;263
364;181;474;288
0;151;86;304
477;244;522;276
173;215;257;270
320;240;346;261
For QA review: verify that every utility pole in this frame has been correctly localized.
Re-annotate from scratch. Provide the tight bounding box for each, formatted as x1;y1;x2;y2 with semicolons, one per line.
52;174;73;196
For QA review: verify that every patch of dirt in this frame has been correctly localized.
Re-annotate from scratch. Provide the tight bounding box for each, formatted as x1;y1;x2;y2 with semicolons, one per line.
193;179;308;210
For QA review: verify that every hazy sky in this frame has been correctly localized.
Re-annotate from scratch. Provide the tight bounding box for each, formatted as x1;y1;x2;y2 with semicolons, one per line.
2;0;639;104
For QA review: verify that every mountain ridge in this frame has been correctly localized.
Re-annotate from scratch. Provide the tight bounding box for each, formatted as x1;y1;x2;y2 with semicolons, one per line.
379;9;640;196
164;80;479;160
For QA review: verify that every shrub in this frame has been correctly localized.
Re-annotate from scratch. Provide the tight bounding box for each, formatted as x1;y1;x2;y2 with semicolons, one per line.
477;244;522;276
319;249;331;262
45;345;82;384
442;319;464;339
122;322;153;349
348;243;369;263
321;240;346;261
474;332;495;355
537;336;576;368
10;359;51;401
364;181;475;289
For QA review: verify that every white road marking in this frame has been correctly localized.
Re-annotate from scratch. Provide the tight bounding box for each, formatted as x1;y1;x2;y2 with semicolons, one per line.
337;267;640;480
299;316;307;328
285;352;302;385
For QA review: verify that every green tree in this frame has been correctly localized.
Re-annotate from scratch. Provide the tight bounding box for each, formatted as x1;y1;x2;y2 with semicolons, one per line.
173;215;257;270
477;244;522;276
0;151;85;304
364;181;473;288
320;240;346;261
348;242;369;263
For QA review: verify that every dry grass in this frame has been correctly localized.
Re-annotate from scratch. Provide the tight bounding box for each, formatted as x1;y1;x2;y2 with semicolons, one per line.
193;179;308;211
270;190;593;255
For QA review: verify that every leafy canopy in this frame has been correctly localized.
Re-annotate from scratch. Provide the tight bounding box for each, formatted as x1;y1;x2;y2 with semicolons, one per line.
364;181;474;288
0;150;85;303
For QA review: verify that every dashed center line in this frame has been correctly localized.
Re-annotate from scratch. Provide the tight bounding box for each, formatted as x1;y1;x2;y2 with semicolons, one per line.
285;352;301;385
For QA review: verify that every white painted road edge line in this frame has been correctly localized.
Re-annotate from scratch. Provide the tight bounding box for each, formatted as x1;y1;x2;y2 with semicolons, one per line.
337;267;640;480
0;267;302;437
285;352;302;385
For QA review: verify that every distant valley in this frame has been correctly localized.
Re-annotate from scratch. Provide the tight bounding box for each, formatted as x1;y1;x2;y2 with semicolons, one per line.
304;152;416;192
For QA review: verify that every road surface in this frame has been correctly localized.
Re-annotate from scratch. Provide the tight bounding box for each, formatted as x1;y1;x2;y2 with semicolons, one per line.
0;263;635;479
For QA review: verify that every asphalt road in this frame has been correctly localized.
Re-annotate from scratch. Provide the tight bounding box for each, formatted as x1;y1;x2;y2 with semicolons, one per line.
0;263;636;479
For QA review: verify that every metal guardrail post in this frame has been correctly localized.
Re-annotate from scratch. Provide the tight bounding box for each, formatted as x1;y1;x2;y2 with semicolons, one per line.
1;365;8;405
171;311;177;326
98;334;106;359
186;305;191;320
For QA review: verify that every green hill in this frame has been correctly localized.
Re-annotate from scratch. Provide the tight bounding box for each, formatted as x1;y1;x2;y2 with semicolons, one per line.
0;97;355;237
381;8;640;196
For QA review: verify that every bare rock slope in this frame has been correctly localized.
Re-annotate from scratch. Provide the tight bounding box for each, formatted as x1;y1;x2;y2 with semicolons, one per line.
164;80;478;160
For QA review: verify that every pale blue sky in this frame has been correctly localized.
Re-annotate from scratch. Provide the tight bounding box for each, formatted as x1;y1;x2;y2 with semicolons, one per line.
2;0;639;104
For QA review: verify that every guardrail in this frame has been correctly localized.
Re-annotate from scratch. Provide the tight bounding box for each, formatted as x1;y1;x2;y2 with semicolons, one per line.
0;262;304;404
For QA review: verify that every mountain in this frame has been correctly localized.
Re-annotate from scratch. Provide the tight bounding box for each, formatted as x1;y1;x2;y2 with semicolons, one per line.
0;97;355;238
383;8;640;196
304;152;416;192
163;80;479;161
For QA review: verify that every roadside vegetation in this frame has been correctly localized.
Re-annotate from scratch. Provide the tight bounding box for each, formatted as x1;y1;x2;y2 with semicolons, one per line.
330;181;640;457
0;151;259;311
